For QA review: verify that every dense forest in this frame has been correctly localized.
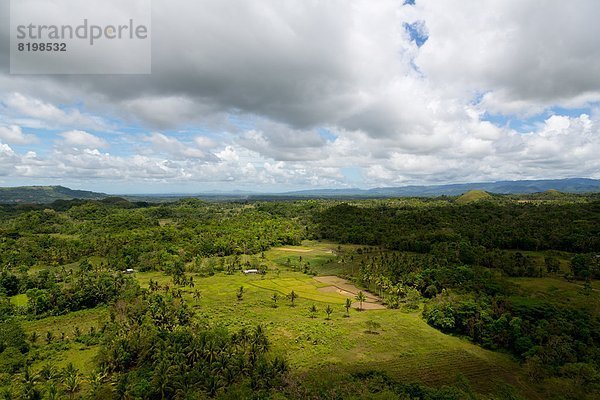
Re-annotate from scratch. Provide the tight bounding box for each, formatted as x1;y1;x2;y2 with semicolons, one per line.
0;193;598;399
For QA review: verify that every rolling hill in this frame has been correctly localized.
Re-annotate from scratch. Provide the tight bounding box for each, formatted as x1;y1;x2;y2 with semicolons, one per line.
281;178;600;198
0;186;106;204
456;189;492;203
1;178;600;204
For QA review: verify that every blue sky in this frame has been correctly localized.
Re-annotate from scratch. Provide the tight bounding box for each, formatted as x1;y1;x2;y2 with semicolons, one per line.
1;0;599;194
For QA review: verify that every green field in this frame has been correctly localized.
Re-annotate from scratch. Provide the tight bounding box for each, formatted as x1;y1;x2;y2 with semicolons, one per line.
17;243;538;397
21;308;108;374
510;276;599;314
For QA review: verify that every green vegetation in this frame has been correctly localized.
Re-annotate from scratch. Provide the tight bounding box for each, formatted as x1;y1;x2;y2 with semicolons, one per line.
0;185;106;204
456;189;492;203
0;193;598;398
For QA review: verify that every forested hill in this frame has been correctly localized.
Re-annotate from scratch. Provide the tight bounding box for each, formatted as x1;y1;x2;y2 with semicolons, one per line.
283;178;600;197
0;186;106;204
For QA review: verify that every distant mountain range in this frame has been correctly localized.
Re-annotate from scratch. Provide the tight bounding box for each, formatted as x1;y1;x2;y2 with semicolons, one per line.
280;178;600;198
0;178;599;204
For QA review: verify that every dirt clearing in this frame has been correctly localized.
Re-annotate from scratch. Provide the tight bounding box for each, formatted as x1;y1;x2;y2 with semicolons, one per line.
315;276;386;310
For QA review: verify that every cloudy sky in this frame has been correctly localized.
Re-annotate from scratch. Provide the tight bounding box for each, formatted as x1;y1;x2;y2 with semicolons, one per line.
1;0;599;194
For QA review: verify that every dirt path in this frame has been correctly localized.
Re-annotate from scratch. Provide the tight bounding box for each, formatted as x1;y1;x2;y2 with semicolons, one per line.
315;276;386;310
278;248;314;253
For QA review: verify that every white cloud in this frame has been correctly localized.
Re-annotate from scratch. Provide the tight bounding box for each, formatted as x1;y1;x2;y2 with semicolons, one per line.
1;110;598;190
146;132;217;161
0;143;19;176
59;130;108;149
0;1;599;190
237;120;327;161
194;136;218;149
0;125;37;145
4;93;108;131
415;0;600;114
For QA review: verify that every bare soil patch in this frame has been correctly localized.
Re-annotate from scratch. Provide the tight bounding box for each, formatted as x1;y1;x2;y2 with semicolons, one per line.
278;248;313;253
315;276;386;310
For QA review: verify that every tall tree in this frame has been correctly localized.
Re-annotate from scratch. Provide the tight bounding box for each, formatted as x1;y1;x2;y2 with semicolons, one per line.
325;305;333;320
355;291;366;311
344;298;352;317
288;290;298;307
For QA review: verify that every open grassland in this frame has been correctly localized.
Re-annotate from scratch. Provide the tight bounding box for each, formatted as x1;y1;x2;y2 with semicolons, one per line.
510;276;599;314
142;243;534;396
21;308;108;374
142;267;531;395
249;277;347;304
20;242;537;397
270;240;374;277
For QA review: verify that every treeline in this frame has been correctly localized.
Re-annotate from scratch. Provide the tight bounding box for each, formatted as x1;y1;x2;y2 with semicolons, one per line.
347;252;600;394
0;198;305;271
316;201;600;253
98;289;288;399
423;293;600;382
0;263;138;319
318;201;600;394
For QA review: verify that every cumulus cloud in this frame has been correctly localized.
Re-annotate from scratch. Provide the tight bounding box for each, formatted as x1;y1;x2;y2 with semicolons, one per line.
58;130;108;149
237;120;327;161
0;143;19;176
0;0;599;190
194;136;218;149
146;132;218;161
415;0;600;114
3;93;108;131
1;110;599;191
0;0;419;133
0;125;37;145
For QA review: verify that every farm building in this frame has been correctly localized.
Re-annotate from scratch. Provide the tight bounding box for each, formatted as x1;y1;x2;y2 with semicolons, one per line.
243;269;259;274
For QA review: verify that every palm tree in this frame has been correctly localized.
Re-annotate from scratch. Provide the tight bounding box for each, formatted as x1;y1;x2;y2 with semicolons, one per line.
271;293;279;308
62;363;81;399
29;331;39;344
344;298;352;317
309;304;317;318
40;363;60;381
193;289;201;304
21;366;40;400
151;360;175;400
251;325;269;354
325;305;333;320
88;369;107;397
355;291;367;311
45;382;59;400
288;290;298;307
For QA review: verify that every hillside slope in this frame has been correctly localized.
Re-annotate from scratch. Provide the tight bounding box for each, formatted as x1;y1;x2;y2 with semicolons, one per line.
456;189;492;203
0;186;106;204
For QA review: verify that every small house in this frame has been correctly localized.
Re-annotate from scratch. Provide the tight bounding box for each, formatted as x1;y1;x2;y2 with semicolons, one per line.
243;269;259;275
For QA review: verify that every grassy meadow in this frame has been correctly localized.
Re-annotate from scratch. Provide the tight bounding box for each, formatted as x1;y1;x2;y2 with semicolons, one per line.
15;242;540;398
